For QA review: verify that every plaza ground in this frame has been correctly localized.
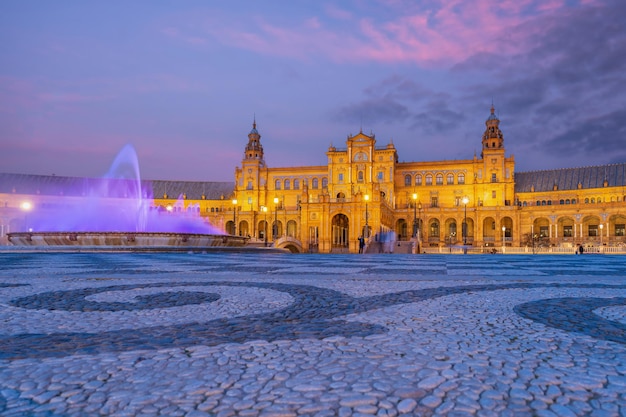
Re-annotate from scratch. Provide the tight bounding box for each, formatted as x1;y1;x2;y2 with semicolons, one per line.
1;253;625;416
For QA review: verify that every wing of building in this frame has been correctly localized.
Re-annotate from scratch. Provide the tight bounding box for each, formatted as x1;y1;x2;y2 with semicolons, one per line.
2;108;625;253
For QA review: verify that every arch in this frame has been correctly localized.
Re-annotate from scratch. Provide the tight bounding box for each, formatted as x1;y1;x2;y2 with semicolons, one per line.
336;192;346;199
238;220;249;237
558;216;575;240
415;174;422;186
286;220;297;238
293;179;300;190
322;178;328;188
331;213;349;248
404;174;411;186
272;220;283;240
284;179;290;190
500;216;514;245
458;173;465;184
428;218;440;240
482;217;496;242
436;173;443;185
446;173;454;185
396;218;408;241
275;179;281;190
425;174;433;185
444;218;457;244
312;178;319;189
226;220;235;235
258;220;268;241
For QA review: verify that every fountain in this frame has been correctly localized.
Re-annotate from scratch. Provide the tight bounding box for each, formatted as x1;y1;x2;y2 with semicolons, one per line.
7;144;249;251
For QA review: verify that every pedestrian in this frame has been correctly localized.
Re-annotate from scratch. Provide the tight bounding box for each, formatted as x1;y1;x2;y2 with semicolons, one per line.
579;244;584;254
358;235;365;254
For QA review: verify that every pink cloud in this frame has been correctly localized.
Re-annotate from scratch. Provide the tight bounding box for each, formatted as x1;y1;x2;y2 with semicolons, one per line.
171;0;602;67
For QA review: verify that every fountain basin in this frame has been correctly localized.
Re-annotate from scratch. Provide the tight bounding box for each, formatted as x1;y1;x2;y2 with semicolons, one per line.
7;231;249;251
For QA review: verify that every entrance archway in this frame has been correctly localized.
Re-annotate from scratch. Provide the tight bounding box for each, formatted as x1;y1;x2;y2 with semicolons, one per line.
331;214;349;248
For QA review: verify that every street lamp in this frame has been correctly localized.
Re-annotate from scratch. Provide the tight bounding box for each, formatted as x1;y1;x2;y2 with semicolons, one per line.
502;226;506;253
232;199;237;236
599;223;604;246
20;201;32;232
462;196;469;245
364;194;370;238
417;202;422;251
261;206;268;246
412;193;418;238
273;197;279;241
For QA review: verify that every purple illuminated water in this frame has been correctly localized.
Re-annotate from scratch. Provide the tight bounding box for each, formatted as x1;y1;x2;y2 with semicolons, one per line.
26;144;224;235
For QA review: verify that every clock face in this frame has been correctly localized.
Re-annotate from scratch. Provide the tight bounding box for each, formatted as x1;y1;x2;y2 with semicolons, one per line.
354;152;368;162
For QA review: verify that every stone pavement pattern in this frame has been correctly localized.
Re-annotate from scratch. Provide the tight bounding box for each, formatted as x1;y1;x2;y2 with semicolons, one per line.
0;253;625;416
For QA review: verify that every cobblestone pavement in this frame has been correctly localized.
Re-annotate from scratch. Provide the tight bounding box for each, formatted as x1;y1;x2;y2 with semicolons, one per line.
1;253;625;416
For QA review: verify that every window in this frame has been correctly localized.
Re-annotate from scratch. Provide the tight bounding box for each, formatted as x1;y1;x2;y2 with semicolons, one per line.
377;171;384;182
312;178;319;189
539;226;548;238
458;173;465;184
447;174;454;185
415;175;422;186
491;173;497;183
338;173;344;183
436;174;443;185
284;179;290;190
571;198;577;204
616;224;625;236
275;179;281;190
247;181;253;190
405;175;411;186
425;174;433;185
588;225;598;236
560;199;564;205
492;191;496;199
564;226;573;237
431;197;438;207
322;178;328;188
294;179;300;190
358;171;364;183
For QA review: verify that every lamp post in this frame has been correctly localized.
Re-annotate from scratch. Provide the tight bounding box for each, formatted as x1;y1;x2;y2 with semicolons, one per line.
412;193;418;238
232;199;237;236
273;197;279;241
599;223;604;247
462;196;469;245
364;194;370;238
261;206;268;246
20;201;32;232
417;202;422;251
502;226;506;253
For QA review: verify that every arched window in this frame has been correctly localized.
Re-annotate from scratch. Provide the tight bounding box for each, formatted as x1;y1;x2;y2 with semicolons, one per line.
559;199;564;205
358;171;364;183
275;179;281;190
447;173;454;185
284;179;290;190
458;173;465;184
591;198;595;203
584;198;589;203
572;198;577;204
312;178;319;189
322;178;328;188
415;175;422;186
436;174;443;185
405;174;412;186
294;179;300;190
425;174;433;185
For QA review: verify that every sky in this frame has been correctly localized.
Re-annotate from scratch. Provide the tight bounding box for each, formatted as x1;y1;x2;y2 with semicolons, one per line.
1;0;625;182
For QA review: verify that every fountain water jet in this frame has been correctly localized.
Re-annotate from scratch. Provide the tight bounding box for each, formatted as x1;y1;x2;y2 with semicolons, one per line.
8;144;248;250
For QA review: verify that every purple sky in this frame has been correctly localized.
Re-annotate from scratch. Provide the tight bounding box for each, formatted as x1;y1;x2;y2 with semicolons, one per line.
1;0;625;182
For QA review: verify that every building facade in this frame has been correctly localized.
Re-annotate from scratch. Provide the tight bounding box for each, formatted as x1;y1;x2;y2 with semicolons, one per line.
2;108;625;253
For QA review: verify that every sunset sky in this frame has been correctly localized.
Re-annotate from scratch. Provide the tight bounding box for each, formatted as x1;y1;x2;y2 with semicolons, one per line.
1;0;625;181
